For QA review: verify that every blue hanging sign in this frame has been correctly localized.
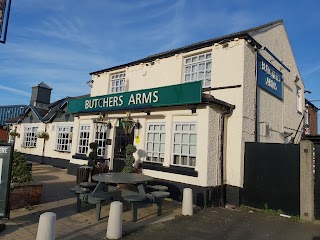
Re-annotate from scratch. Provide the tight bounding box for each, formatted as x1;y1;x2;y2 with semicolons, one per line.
257;54;283;100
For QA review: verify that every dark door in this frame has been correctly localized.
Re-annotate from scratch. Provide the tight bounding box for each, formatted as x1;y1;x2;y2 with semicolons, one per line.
112;127;134;172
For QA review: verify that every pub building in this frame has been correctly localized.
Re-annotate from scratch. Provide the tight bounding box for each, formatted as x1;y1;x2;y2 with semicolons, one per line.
9;20;305;207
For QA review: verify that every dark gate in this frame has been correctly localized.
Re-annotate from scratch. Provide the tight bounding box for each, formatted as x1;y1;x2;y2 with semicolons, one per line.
112;127;134;172
314;144;320;219
243;142;300;216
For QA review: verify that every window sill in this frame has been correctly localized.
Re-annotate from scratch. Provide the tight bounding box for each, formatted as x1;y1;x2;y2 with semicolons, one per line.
72;154;89;160
142;162;198;177
21;146;36;148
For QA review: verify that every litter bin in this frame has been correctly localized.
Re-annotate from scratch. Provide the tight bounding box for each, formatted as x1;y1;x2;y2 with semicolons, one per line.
76;166;93;184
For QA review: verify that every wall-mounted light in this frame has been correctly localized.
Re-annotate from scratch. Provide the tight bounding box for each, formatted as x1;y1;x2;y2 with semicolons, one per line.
107;120;112;129
86;80;94;88
135;120;141;129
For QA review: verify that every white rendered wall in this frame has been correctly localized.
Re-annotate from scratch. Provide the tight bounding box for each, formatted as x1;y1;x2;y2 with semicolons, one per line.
251;23;305;143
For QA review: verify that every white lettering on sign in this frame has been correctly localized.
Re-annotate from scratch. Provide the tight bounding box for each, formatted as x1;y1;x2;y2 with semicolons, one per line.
260;60;281;83
85;96;124;109
265;77;277;90
85;91;159;109
0;148;8;154
127;91;159;105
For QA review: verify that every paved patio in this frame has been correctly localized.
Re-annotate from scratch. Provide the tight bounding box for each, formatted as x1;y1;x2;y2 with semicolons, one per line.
1;163;182;240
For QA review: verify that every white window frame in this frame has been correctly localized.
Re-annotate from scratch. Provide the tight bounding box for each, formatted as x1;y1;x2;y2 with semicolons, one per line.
296;86;302;113
55;125;73;152
110;72;126;93
172;122;197;168
183;52;212;88
77;125;90;155
145;122;166;163
22;126;38;147
94;123;109;157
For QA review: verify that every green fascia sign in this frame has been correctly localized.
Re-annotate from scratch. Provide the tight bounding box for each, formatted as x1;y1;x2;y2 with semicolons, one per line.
68;81;202;114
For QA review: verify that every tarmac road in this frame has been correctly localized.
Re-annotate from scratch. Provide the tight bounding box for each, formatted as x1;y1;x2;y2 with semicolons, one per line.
123;207;320;240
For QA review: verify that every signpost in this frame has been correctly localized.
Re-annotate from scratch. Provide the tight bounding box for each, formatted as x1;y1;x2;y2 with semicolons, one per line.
0;0;12;44
0;144;13;219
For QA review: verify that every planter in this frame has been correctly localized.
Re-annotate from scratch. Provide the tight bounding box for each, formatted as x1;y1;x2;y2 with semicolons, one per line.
10;182;43;209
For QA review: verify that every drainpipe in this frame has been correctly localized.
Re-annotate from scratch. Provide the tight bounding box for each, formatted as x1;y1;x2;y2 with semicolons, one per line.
219;108;233;206
254;49;258;142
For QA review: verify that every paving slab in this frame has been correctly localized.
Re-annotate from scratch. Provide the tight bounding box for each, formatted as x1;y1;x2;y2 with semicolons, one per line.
0;163;182;240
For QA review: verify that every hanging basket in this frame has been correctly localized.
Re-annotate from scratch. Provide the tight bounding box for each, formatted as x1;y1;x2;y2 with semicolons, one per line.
9;132;20;138
37;131;49;140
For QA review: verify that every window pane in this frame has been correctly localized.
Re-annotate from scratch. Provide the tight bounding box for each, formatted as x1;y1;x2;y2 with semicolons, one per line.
174;133;181;143
182;145;188;154
173;155;180;164
154;133;160;142
190;145;196;155
182;134;188;143
174;144;180;154
181;156;188;165
190;134;197;144
147;133;153;141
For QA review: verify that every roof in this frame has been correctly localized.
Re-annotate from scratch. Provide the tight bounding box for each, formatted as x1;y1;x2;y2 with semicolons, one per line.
90;20;283;75
5;94;90;124
305;99;318;111
0;105;26;126
32;81;52;90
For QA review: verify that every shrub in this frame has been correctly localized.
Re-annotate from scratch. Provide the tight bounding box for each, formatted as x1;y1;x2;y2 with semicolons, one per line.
11;151;32;188
122;144;137;173
88;142;98;167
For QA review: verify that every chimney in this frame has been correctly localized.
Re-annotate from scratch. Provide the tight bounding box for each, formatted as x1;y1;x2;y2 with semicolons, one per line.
30;82;52;109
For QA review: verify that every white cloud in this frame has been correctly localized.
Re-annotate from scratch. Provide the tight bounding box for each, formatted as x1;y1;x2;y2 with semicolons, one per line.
0;85;30;97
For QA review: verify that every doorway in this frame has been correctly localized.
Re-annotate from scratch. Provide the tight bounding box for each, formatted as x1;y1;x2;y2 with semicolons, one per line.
112;127;134;172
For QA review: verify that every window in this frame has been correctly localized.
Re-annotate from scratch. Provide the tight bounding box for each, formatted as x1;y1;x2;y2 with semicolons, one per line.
55;126;73;152
296;86;302;113
77;125;90;155
94;123;108;157
110;72;125;93
145;123;166;163
184;52;212;88
22;126;38;147
172;123;197;167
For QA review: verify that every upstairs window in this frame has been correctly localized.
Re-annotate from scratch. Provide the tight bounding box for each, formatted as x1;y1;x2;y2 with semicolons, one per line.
77;125;90;155
184;52;212;88
22;126;38;147
110;72;125;93
55;126;73;152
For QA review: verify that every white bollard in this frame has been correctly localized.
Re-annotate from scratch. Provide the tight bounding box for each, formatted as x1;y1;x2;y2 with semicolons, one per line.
106;201;123;239
182;188;193;216
36;212;56;240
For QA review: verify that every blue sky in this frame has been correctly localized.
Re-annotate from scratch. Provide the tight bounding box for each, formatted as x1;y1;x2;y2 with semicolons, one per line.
0;0;320;107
